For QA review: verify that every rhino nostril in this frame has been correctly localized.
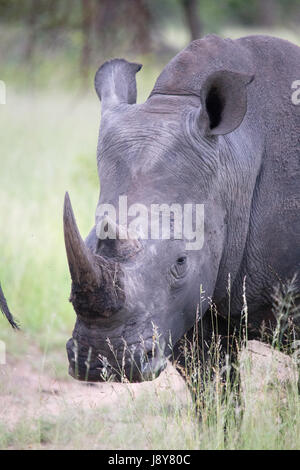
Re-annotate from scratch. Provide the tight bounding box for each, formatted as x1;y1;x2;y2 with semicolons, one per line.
145;349;154;360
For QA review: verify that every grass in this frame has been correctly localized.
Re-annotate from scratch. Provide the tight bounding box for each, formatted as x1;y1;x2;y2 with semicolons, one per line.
0;332;299;450
0;278;298;450
0;90;98;334
0;24;299;450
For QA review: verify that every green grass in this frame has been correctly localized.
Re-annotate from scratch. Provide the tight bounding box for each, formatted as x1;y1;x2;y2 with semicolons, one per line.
0;90;97;337
0;24;299;450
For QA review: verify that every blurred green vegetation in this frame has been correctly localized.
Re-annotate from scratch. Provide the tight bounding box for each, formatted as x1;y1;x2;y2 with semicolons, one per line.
0;0;299;91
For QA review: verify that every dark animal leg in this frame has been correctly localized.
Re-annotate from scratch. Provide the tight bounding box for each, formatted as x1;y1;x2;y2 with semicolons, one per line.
0;283;19;329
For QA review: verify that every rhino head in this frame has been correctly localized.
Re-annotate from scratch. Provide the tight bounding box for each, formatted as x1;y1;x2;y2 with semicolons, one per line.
65;35;254;382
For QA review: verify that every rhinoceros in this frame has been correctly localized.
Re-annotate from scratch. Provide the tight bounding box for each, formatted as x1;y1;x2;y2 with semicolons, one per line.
65;34;300;382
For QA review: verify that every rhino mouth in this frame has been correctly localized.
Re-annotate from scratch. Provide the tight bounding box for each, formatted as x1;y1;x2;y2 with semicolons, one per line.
66;337;167;383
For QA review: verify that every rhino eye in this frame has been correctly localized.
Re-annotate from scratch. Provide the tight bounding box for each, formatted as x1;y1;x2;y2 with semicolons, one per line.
176;256;186;265
170;255;187;281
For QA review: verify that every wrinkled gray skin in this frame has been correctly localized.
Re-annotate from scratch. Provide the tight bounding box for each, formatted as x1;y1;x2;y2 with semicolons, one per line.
65;34;300;382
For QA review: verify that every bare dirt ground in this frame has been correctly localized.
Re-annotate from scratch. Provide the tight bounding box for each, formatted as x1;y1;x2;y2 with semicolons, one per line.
0;345;188;429
1;339;297;429
1;338;299;449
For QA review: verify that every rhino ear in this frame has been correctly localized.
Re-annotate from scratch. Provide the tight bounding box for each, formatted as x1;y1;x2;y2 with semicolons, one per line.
197;70;254;136
95;59;142;113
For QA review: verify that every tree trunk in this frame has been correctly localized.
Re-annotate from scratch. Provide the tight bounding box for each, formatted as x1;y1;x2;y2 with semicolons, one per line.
80;0;93;84
93;0;117;57
257;0;279;27
129;0;152;54
24;0;39;61
181;0;202;41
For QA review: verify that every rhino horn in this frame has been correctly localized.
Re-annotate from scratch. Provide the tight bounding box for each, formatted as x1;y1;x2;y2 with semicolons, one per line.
98;216;142;258
64;192;101;287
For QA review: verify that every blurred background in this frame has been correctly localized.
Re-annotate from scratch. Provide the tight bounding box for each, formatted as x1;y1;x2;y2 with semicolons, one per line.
0;0;299;368
1;0;300;90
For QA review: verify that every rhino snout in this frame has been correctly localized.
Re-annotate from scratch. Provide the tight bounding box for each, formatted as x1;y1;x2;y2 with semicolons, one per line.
66;336;166;383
